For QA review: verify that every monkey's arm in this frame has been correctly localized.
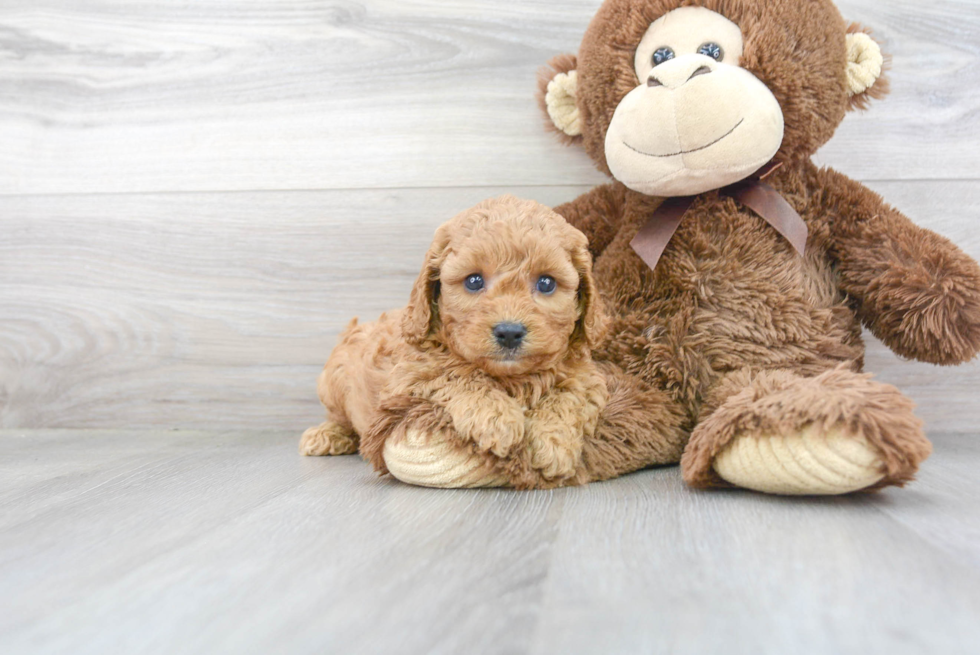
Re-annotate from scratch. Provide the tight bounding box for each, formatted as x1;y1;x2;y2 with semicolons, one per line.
553;183;627;259
816;167;980;365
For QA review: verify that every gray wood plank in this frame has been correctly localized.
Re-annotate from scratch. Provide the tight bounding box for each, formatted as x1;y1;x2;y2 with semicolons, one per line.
2;182;978;433
0;430;559;655
0;429;214;522
528;459;980;655
871;434;980;572
1;430;978;655
0;431;326;641
0;0;977;195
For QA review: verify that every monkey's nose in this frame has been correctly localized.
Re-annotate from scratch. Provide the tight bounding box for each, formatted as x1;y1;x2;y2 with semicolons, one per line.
493;322;528;349
648;56;717;90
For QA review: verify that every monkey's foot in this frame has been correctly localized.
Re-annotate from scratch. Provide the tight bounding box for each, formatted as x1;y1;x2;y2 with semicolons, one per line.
383;428;509;489
713;427;886;495
299;421;359;457
682;368;932;495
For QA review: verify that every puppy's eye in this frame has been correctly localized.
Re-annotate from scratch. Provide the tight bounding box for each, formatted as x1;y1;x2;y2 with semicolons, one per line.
536;276;557;295
464;274;485;293
652;47;675;66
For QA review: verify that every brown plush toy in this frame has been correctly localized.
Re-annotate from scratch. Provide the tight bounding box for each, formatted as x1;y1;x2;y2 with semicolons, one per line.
535;0;980;494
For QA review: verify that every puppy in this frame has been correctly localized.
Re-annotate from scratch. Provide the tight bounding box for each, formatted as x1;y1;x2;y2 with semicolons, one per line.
300;196;609;489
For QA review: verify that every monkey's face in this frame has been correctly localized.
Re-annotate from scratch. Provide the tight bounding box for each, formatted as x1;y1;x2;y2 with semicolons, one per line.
540;0;887;198
604;7;783;196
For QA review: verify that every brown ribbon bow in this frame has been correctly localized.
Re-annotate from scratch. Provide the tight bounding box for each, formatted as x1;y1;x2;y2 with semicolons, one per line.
630;169;808;271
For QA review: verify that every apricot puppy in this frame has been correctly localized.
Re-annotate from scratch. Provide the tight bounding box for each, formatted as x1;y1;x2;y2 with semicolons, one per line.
300;196;609;489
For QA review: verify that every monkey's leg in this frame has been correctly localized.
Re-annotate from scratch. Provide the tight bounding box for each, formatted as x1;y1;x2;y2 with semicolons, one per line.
383;425;511;489
681;367;932;495
364;396;510;489
580;363;689;483
299;420;359;457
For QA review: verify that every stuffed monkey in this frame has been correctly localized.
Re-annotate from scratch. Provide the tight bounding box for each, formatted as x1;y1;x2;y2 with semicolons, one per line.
537;0;980;494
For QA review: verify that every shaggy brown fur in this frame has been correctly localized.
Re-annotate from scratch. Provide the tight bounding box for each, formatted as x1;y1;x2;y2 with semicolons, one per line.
539;0;980;491
301;196;685;488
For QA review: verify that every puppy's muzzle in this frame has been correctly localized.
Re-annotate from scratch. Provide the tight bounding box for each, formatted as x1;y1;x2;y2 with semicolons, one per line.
493;322;528;350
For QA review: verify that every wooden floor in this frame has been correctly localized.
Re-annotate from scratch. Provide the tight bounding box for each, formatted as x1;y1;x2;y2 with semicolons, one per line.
1;429;978;655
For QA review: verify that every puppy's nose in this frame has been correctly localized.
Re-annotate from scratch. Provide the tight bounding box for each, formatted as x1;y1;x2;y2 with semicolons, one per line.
493;322;527;349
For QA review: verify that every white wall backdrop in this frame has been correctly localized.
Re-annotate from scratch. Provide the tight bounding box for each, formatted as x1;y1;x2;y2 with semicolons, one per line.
1;0;977;432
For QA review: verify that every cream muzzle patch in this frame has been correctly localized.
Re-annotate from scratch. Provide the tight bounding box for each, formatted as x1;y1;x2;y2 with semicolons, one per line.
604;6;785;197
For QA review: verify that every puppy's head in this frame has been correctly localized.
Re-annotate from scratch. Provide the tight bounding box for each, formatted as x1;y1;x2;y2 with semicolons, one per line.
403;196;607;377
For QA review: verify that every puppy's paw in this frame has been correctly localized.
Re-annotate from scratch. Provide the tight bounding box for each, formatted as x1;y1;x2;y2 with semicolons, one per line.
299;421;359;456
527;422;583;480
453;402;526;458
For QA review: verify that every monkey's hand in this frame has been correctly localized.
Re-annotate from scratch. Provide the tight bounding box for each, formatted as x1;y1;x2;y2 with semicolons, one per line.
857;243;980;365
820;168;980;365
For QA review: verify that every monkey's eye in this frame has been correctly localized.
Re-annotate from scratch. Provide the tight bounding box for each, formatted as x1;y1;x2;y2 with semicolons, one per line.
536;276;557;295
697;43;724;61
464;274;485;293
652;47;675;66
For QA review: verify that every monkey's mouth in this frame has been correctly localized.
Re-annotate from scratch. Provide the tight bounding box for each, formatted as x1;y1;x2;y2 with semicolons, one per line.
623;118;744;158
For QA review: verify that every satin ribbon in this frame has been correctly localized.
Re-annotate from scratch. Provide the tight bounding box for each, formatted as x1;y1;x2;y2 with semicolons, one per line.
630;173;808;272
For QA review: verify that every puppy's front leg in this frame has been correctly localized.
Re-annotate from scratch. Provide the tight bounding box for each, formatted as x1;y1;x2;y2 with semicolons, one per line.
444;388;526;457
526;378;606;481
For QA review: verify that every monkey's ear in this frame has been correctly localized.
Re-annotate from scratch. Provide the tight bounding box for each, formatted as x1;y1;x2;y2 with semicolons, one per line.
845;26;890;110
537;54;583;144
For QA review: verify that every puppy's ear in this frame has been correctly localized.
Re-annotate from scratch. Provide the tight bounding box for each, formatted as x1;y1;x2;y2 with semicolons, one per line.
569;232;608;350
402;225;451;345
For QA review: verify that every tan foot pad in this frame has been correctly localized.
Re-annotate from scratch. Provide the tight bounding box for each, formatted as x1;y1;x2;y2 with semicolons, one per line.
383;429;510;489
713;426;885;495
